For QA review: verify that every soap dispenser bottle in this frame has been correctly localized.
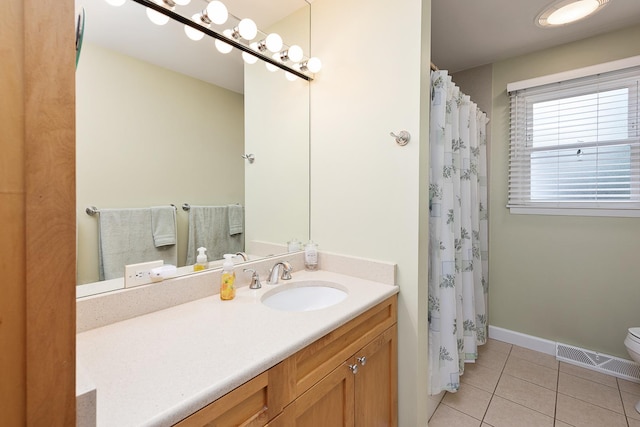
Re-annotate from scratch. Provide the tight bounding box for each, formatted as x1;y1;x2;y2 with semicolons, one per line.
220;254;236;300
304;240;318;271
194;247;208;271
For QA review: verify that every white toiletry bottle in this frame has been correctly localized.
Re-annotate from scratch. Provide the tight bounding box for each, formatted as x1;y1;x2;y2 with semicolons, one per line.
304;240;318;271
288;238;301;252
194;247;207;271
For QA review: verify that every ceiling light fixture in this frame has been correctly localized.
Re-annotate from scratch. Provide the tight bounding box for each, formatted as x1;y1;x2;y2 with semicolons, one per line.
127;0;320;80
537;0;610;27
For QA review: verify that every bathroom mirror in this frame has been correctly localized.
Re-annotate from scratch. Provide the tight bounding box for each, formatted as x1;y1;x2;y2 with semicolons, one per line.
75;0;310;295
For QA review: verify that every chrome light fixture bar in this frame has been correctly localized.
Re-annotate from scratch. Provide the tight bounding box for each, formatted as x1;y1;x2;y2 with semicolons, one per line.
130;0;313;81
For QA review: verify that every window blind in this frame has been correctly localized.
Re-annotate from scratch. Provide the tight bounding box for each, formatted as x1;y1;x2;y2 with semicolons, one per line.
508;65;640;214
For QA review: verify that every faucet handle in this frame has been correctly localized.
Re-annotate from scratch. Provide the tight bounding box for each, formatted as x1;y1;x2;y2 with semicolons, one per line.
243;268;261;289
280;261;292;280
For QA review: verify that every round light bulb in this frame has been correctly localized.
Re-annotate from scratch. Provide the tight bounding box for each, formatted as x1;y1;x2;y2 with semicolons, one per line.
185;14;205;41
173;0;190;5
306;57;322;73
104;0;126;6
237;18;257;40
206;1;228;25
285;72;297;81
146;7;170;25
287;45;304;63
242;52;258;64
265;33;283;53
215;29;233;54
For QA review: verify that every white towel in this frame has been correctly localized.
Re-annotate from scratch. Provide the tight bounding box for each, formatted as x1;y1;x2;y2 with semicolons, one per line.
186;206;244;264
228;204;244;235
98;208;177;280
150;206;177;247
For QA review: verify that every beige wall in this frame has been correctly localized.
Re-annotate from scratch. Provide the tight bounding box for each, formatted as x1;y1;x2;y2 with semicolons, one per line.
244;7;310;249
490;24;640;358
310;0;431;425
76;43;244;284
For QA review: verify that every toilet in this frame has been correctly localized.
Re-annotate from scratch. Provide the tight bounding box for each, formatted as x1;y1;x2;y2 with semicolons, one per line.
624;327;640;414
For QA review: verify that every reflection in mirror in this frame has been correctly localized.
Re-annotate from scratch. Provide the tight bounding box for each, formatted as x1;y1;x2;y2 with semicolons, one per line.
75;0;310;296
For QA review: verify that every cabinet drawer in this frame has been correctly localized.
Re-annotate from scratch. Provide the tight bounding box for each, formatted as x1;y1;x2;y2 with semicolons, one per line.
292;295;397;397
174;361;291;427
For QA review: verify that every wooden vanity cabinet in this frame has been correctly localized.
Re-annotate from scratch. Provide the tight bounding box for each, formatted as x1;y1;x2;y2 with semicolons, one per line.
174;361;292;427
176;295;397;427
270;322;398;427
272;296;398;427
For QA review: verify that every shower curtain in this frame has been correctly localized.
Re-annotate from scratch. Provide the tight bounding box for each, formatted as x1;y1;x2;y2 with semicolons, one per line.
428;70;489;394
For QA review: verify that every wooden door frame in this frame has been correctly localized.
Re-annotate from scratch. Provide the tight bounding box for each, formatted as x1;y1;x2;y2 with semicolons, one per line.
1;0;76;424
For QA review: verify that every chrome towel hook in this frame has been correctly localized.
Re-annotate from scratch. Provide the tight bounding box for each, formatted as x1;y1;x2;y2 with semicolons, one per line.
390;130;410;146
242;154;255;164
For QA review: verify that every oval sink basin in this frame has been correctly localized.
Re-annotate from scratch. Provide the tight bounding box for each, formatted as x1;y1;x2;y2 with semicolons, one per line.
261;281;348;312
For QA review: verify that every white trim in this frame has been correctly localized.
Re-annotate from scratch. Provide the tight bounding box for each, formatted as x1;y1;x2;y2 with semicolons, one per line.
488;325;557;356
507;55;640;93
508;207;640;218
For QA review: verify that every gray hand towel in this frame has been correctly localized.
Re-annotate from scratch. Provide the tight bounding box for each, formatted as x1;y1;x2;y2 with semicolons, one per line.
228;204;244;236
98;208;177;280
150;206;177;247
186;206;244;264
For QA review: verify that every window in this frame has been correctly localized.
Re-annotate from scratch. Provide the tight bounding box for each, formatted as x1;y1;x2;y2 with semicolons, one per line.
508;63;640;216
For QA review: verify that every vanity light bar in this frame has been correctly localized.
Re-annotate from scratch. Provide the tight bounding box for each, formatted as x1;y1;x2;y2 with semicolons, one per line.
130;0;312;81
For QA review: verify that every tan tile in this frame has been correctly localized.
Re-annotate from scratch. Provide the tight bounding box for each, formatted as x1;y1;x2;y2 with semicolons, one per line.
619;378;640;396
503;356;558;391
553;422;574;427
483;395;553;427
442;383;492;420
481;424;494;427
559;362;618;388
428;403;481;427
510;346;558;370
460;361;502;393
481;338;512;355
428;394;442;421
494;373;556;416
629;417;640;427
556;393;627;427
623;391;640;421
476;347;510;372
558;372;624;413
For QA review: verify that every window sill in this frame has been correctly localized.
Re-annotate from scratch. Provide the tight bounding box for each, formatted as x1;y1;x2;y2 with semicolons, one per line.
508;207;640;218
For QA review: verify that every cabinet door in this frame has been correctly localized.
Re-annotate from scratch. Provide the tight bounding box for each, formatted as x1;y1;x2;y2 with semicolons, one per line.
281;363;355;427
354;325;397;427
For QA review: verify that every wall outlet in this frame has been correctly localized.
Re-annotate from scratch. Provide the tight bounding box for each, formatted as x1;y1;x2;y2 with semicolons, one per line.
124;260;164;288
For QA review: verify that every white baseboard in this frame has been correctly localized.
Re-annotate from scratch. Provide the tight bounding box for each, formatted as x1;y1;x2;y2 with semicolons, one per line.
488;325;640;382
488;325;557;356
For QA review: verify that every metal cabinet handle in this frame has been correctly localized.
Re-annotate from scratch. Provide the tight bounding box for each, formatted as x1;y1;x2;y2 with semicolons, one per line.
348;364;359;374
357;356;367;366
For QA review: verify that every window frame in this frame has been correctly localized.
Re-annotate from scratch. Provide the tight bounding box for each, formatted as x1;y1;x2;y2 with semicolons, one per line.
507;57;640;218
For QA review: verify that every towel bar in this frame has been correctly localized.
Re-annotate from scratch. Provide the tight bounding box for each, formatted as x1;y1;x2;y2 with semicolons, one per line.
86;205;176;216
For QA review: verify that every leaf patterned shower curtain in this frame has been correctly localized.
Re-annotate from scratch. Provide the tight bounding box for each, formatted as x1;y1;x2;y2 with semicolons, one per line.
428;70;489;394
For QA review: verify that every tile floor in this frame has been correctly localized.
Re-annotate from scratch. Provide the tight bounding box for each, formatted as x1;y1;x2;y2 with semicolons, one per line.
428;339;640;427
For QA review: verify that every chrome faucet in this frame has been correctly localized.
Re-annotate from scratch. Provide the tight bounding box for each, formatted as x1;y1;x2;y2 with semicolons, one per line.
267;261;292;285
235;252;249;261
243;268;262;289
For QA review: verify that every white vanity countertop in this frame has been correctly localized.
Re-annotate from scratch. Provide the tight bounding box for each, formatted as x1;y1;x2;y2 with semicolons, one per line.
76;269;398;427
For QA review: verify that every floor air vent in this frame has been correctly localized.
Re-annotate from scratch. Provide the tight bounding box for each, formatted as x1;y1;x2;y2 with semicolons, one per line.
556;343;640;383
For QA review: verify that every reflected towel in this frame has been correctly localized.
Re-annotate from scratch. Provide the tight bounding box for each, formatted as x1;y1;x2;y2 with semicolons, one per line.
151;206;177;247
228;204;244;235
98;208;178;280
186;206;244;265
